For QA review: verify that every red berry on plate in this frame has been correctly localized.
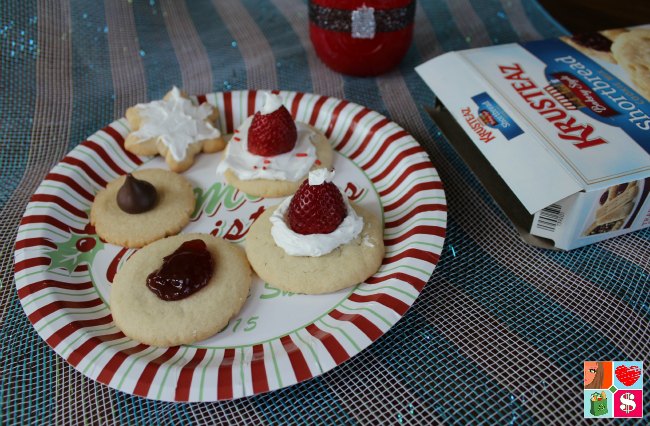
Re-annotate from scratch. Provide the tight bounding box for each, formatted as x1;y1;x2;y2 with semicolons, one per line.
287;176;347;235
76;237;96;252
248;105;297;156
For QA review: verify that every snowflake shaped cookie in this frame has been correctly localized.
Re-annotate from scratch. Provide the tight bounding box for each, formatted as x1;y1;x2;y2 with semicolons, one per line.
124;87;225;172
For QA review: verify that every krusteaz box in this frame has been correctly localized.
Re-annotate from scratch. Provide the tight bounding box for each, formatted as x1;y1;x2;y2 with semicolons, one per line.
416;26;650;250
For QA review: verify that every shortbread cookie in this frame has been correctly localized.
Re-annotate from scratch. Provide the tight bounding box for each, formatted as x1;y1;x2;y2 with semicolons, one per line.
612;29;650;100
217;93;334;198
125;87;225;172
601;29;628;42
245;204;384;294
583;181;639;236
596;181;638;221
111;233;252;347
223;128;334;198
90;169;195;248
596;201;634;224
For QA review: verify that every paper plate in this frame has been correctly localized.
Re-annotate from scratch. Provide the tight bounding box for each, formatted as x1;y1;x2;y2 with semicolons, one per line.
14;90;447;401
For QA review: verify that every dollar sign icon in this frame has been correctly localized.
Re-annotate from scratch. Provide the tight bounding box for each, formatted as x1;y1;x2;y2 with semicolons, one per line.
619;392;636;414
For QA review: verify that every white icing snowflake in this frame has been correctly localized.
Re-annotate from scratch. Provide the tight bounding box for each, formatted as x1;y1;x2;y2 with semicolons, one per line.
132;87;220;161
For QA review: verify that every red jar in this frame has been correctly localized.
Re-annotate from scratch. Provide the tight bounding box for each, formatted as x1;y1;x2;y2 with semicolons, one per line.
309;0;415;76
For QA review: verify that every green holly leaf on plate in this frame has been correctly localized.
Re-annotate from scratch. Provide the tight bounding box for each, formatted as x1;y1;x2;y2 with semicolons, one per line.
45;228;104;274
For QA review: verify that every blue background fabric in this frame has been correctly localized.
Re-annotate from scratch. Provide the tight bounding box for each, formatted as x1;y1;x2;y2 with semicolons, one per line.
1;0;648;424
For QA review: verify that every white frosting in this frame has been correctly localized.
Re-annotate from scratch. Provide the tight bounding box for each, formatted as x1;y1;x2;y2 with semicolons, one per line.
131;86;221;162
270;193;364;257
260;93;284;114
216;116;318;182
308;168;334;185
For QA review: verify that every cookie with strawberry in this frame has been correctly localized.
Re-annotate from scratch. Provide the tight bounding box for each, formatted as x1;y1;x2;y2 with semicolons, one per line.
245;169;384;294
216;93;334;198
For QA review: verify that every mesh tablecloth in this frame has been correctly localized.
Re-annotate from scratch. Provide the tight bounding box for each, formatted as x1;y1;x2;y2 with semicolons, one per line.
2;0;649;424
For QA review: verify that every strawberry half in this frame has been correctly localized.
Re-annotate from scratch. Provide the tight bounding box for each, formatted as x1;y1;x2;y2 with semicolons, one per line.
287;177;347;235
247;105;297;156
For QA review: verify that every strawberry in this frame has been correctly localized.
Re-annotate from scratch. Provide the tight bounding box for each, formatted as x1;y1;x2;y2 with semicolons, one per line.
247;105;297;156
287;177;347;235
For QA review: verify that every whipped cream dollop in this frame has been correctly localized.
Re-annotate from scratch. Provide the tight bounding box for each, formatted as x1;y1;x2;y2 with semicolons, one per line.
308;167;333;185
131;87;221;162
260;92;284;114
216;93;318;181
270;171;364;257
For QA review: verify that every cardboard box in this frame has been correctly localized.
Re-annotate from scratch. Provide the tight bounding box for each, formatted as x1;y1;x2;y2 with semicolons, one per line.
416;26;650;250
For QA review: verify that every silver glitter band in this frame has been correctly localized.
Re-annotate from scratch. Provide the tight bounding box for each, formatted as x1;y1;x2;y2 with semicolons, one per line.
309;2;415;34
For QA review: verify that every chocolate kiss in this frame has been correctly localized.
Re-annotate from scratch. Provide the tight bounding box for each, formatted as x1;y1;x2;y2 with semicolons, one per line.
117;173;158;214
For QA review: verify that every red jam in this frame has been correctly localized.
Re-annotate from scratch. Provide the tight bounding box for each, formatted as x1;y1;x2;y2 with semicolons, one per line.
599;191;608;205
146;239;214;301
571;32;613;53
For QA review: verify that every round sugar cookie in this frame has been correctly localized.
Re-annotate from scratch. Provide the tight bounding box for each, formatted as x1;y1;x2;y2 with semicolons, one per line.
111;233;252;347
245;204;385;294
612;29;650;101
90;169;195;248
223;127;334;198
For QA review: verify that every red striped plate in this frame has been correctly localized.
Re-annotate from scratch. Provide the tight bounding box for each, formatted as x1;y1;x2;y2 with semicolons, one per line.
14;91;447;401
